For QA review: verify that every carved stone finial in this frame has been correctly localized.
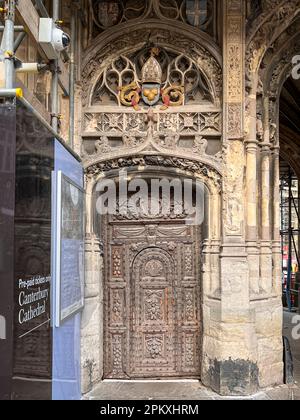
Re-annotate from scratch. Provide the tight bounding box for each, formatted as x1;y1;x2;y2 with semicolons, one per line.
141;53;162;84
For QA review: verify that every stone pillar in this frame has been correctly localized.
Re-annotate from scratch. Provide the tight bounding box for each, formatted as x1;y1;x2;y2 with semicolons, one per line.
261;96;271;241
260;95;273;294
246;138;260;295
202;0;258;396
253;103;283;389
261;147;271;241
81;177;103;394
272;145;282;296
246;140;258;241
81;233;103;394
260;143;273;294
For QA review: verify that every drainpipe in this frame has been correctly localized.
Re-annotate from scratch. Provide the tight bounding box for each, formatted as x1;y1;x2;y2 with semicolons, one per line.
51;0;60;133
4;0;16;89
69;2;77;149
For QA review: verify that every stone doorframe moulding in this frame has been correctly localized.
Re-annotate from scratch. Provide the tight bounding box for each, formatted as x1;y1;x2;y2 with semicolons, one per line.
81;154;222;394
78;0;287;397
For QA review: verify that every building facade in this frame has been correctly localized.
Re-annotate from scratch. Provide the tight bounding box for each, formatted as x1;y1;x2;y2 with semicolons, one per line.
13;0;300;396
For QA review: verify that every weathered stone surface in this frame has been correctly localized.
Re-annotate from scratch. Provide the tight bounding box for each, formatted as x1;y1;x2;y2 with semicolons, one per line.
206;358;259;396
17;0;298;398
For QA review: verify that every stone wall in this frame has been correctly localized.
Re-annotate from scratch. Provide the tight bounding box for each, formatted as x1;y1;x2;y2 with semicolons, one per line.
76;0;297;396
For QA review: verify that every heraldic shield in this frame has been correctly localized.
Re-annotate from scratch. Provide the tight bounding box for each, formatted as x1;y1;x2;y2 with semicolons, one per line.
142;83;161;106
95;0;121;28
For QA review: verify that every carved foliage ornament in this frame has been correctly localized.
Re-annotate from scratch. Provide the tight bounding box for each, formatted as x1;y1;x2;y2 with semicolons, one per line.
86;155;221;192
145;335;164;359
145;291;163;321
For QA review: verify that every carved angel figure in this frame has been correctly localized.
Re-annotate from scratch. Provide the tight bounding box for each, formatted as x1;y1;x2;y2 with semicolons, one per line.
193;135;208;154
161;133;180;149
123;134;143;148
95;136;111;154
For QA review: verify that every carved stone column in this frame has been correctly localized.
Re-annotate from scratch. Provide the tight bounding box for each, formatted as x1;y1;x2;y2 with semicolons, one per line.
81;176;104;394
261;96;271;241
246;139;258;241
245;118;261;298
259;95;273;294
272;145;282;296
260;143;273;294
202;0;258;396
245;74;260;294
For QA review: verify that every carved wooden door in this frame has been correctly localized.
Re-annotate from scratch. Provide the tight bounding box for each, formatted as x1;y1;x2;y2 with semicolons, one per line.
103;218;202;379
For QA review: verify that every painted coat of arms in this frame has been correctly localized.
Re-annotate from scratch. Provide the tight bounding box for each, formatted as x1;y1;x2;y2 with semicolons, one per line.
94;0;121;28
186;0;207;27
119;48;184;111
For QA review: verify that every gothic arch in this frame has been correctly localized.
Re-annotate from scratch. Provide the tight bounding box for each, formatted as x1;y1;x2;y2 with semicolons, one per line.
81;21;222;108
280;127;300;180
246;1;300;91
79;23;223;190
253;26;300;152
84;157;222;381
132;247;175;279
252;24;300;166
85;155;222;242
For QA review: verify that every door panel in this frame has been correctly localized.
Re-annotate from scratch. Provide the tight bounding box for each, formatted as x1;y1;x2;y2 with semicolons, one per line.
103;220;201;379
131;249;176;376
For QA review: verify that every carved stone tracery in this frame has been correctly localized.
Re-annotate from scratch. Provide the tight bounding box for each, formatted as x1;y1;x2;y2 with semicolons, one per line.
246;1;300;81
81;27;222;108
91;48;214;109
89;0;216;39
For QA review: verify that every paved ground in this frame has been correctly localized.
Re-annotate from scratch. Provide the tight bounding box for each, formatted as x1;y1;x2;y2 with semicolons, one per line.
283;310;300;387
89;311;300;401
89;380;300;401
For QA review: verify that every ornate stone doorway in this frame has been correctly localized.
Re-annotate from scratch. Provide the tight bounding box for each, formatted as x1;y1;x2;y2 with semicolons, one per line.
102;215;202;379
81;16;224;391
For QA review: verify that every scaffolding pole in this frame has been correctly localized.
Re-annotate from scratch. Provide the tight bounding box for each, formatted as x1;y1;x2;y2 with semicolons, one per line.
69;1;77;148
286;168;293;311
51;0;60;133
4;1;16;90
281;167;300;312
